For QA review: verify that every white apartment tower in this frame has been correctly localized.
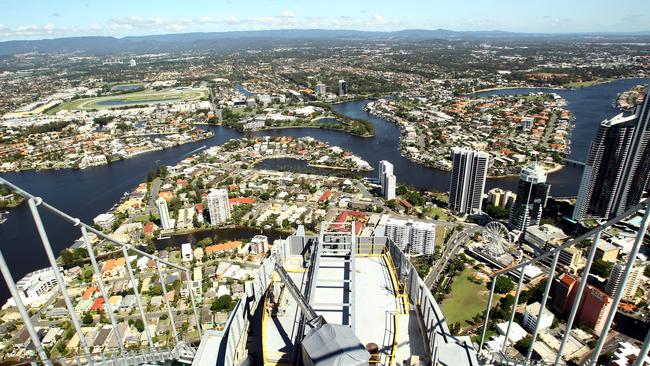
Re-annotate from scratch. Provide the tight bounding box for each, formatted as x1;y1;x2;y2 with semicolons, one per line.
384;217;436;255
384;173;396;200
379;160;396;200
338;79;348;96
207;189;231;225
449;147;489;215
156;197;174;230
606;261;643;301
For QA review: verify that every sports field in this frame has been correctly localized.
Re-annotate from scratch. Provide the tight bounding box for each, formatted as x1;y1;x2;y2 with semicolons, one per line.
47;87;208;113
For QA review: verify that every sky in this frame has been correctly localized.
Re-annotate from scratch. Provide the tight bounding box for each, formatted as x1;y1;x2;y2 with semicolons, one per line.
1;0;649;41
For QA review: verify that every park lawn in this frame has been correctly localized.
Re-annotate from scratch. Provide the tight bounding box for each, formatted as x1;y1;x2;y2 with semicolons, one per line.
440;267;496;326
134;213;159;223
563;78;613;89
435;226;446;247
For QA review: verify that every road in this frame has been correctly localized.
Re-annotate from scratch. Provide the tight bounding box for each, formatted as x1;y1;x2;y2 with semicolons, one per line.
145;178;162;214
424;225;482;288
354;180;384;208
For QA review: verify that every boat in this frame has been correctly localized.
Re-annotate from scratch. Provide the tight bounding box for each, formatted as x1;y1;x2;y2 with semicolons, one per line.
0;210;8;224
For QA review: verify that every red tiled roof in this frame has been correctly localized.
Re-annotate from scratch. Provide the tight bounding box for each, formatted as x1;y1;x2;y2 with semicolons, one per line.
90;297;105;311
229;197;254;206
319;191;332;202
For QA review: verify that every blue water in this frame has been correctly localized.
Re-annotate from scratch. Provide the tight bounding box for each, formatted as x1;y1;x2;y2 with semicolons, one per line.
0;78;647;303
112;85;144;92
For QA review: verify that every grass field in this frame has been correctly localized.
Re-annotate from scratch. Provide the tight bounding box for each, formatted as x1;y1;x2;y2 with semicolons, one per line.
563;78;614;89
440;267;496;326
435;226;446;247
47;87;209;113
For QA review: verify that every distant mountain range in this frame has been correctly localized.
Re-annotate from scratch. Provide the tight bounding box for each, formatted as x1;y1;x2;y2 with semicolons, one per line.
1;28;649;56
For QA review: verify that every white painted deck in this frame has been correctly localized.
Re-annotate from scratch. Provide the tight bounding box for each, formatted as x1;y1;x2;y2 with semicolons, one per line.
263;256;427;365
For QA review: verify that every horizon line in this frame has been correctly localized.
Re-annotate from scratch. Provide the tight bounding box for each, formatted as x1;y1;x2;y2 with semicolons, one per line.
3;27;650;43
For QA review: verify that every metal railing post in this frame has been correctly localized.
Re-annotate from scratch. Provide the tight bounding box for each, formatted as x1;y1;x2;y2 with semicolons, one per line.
555;231;602;364
80;226;126;356
156;260;179;343
479;275;497;351
0;251;52;366
502;265;526;354
525;249;560;365
120;245;155;349
185;269;203;337
27;198;94;364
590;206;650;365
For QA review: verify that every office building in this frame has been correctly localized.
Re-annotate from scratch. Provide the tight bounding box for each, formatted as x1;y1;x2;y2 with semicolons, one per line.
338;79;348;96
448;147;489;215
523;302;554;333
606;261;643;302
487;188;517;209
524;224;568;251
508;162;550;231
315;83;327;96
552;273;580;316
156;197;174;230
595;241;620;263
574;88;650;220
384;217;436;255
207;189;231;225
579;285;613;334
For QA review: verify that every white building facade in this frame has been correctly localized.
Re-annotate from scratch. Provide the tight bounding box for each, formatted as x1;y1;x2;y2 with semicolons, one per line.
156;197;174;230
207;189;231;225
384;217;436;255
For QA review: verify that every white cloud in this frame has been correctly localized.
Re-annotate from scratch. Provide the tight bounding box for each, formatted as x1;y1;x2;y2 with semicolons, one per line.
0;13;405;40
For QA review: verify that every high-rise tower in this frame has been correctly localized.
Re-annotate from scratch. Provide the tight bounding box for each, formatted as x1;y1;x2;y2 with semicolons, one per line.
207;189;231;225
379;160;396;200
156;197;174;230
574;88;650;220
509;162;550;231
448;147;489;214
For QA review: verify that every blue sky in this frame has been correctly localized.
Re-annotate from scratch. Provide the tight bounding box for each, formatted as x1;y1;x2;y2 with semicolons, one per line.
1;0;649;41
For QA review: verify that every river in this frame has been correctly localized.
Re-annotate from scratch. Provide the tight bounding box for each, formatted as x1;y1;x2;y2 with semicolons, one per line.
0;78;648;303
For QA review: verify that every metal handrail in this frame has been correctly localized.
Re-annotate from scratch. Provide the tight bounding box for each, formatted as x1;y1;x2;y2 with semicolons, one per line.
492;198;647;277
0;177;202;364
479;197;650;366
0;177;189;272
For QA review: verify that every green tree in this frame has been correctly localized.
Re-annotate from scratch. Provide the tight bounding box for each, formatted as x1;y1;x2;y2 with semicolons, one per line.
515;335;532;355
211;295;233;311
591;259;613;277
494;276;515;294
134;318;145;332
82;313;93;325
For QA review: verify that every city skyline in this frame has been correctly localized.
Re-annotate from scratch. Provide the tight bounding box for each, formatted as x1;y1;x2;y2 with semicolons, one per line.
1;0;650;41
0;5;649;364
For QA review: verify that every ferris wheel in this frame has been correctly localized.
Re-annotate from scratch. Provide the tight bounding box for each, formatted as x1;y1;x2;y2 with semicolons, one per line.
481;221;513;257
